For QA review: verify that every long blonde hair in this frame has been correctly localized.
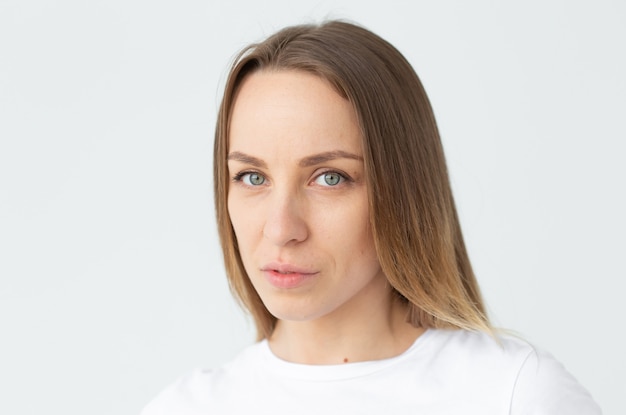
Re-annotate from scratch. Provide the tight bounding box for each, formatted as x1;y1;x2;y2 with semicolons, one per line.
214;20;491;340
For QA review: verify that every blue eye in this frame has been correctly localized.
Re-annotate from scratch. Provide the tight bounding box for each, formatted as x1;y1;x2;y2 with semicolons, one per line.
237;172;266;186
315;172;344;186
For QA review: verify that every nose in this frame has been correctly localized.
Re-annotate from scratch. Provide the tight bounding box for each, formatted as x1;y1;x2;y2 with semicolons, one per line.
262;190;308;246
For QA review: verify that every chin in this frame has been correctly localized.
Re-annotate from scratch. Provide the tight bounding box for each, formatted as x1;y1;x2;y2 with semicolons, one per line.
263;300;327;323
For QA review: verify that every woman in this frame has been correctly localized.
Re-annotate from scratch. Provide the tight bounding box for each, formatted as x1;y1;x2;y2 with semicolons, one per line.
142;20;601;414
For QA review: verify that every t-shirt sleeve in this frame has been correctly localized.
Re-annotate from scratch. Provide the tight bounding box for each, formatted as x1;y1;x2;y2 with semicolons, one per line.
510;348;602;415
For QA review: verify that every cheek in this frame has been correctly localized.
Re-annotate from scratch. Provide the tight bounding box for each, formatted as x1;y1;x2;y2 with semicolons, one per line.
228;194;267;263
321;199;374;253
227;195;249;244
350;205;377;258
354;225;377;258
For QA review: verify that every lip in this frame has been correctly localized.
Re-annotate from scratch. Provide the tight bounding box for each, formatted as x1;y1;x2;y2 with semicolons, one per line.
260;262;319;289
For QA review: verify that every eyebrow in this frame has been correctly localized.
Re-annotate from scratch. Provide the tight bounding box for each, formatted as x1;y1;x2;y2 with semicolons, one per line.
227;150;363;168
298;150;363;167
227;151;267;168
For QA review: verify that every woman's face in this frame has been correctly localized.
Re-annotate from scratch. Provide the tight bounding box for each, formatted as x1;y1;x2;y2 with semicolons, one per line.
227;70;389;324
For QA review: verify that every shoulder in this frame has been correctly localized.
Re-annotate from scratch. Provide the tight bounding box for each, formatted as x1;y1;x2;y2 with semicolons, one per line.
424;329;601;414
413;329;537;396
509;342;602;414
423;329;537;372
140;342;265;415
140;368;215;415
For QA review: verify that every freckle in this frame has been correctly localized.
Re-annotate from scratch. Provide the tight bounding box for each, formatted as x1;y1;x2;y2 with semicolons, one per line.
343;358;348;363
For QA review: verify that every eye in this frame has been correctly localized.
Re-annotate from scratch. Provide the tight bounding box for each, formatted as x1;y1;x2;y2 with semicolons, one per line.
314;171;345;187
234;172;266;186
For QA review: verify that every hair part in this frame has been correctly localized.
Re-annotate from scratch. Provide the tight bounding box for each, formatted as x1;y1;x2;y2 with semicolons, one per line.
214;20;491;340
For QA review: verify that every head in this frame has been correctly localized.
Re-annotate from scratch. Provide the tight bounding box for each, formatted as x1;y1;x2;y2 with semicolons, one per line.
214;20;490;339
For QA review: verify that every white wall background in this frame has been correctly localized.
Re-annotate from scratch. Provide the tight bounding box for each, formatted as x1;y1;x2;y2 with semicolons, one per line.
1;1;624;414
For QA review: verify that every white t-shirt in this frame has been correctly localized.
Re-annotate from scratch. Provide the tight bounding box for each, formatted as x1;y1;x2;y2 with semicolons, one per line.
141;329;601;414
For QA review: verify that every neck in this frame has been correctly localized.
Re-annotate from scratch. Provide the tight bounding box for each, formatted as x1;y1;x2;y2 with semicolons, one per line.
268;291;424;365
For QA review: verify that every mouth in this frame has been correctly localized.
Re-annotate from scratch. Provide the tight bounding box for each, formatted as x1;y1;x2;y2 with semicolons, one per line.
260;263;319;289
261;262;316;275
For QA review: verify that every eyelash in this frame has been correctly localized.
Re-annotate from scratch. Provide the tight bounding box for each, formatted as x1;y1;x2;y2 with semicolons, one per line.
231;170;353;187
314;170;351;187
232;170;265;185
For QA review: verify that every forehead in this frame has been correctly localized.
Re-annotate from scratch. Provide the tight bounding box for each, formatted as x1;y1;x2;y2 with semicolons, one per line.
228;70;362;157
